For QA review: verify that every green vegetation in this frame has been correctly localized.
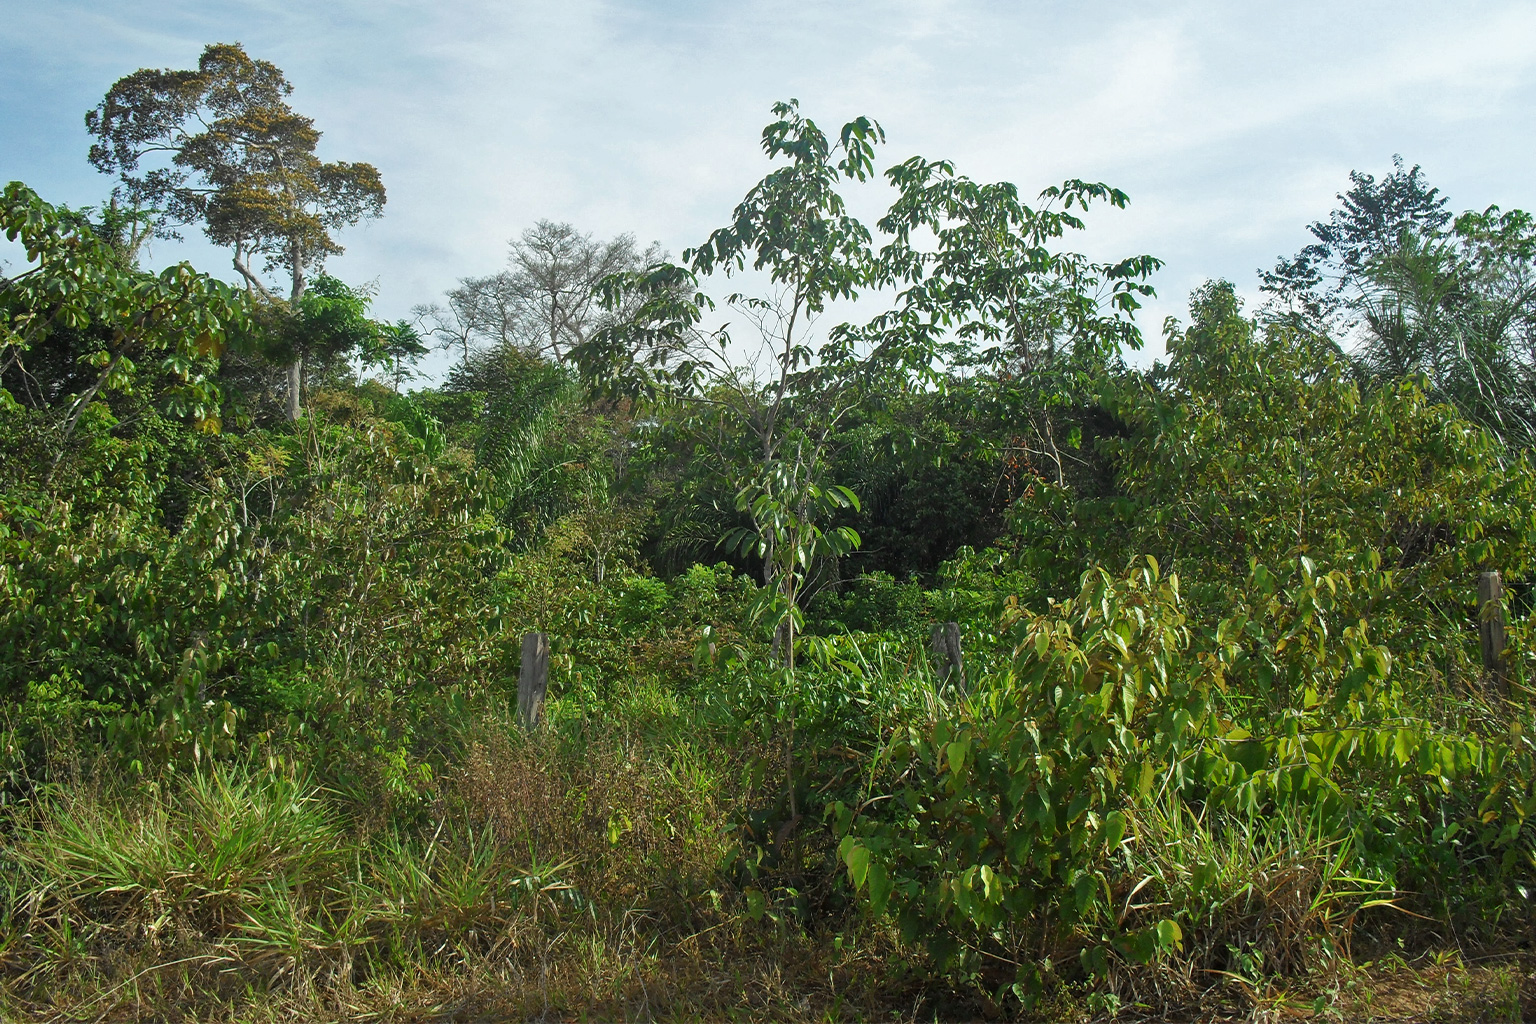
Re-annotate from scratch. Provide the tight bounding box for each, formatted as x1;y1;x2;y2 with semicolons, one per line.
1;45;1533;1021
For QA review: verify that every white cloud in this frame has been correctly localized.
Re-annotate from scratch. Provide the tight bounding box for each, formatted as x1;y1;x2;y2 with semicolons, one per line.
5;0;1536;380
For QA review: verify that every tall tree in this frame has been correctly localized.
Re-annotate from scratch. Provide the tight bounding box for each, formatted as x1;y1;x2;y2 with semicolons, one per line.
1260;156;1450;332
1264;159;1536;448
417;221;661;366
86;42;386;419
414;273;519;365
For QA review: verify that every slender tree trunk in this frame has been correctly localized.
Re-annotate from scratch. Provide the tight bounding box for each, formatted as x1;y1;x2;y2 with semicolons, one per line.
46;351;125;483
287;252;306;421
783;575;798;820
285;360;302;421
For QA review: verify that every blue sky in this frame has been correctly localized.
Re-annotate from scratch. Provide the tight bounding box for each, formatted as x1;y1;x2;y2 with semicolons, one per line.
4;0;1536;377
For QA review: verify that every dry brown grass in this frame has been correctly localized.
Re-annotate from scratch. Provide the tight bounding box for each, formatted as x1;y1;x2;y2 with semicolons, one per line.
5;943;1526;1022
454;725;743;925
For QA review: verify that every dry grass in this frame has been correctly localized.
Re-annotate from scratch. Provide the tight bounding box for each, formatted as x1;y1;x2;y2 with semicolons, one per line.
454;725;741;924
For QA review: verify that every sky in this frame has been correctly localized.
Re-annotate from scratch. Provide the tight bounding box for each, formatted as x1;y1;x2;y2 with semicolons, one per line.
3;0;1536;379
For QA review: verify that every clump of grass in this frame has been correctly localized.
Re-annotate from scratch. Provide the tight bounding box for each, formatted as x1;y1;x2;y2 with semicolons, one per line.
4;764;348;999
1101;798;1404;1013
0;727;921;1021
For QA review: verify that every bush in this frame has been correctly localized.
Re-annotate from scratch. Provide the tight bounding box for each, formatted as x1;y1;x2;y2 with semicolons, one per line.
836;559;1536;1006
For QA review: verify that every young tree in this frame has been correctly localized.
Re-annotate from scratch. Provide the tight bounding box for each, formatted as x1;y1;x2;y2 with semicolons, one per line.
365;321;429;390
583;101;886;664
86;42;386;419
588;101;1159;661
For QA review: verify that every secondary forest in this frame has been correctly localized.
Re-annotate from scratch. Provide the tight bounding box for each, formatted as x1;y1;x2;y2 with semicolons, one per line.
2;42;1535;1021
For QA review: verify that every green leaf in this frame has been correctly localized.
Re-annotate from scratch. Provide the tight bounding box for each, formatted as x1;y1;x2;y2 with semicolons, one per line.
745;888;767;922
1100;810;1127;850
946;738;969;776
867;861;892;917
843;841;871;889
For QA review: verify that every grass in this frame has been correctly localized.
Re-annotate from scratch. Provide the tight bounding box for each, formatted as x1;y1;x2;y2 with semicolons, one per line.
0;654;1531;1021
0;711;928;1021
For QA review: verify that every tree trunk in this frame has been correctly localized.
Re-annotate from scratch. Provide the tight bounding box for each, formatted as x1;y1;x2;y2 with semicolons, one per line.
518;631;550;730
1479;571;1508;695
285;358;303;421
287;249;306;421
931;621;966;692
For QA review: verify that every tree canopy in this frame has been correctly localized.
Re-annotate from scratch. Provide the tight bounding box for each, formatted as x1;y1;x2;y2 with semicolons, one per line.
87;42;386;418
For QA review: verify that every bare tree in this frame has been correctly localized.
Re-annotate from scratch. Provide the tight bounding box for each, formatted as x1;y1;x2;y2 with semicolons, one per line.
418;221;663;367
413;273;519;364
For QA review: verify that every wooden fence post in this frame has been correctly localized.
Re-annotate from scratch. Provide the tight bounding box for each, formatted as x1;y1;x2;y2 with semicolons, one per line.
519;631;549;729
930;621;965;693
1478;571;1508;695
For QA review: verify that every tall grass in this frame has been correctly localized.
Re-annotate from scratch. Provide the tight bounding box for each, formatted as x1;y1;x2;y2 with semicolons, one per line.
1113;799;1400;1005
0;718;896;1020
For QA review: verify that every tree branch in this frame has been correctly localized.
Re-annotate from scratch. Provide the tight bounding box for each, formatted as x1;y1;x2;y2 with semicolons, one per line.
232;255;278;300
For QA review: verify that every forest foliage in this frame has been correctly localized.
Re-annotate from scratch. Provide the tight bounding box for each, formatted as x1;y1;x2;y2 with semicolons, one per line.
1;43;1535;1020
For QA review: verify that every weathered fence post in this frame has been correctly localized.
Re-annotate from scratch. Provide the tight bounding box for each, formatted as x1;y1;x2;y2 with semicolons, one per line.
930;621;965;693
1478;571;1508;695
518;631;550;729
